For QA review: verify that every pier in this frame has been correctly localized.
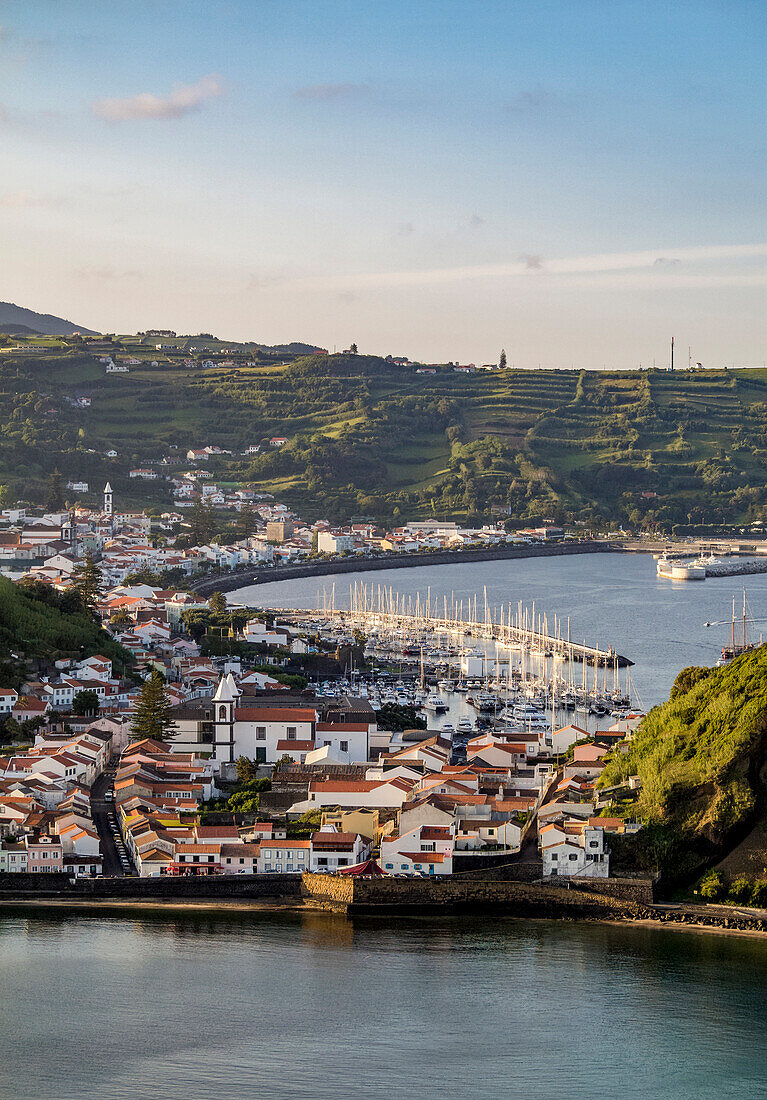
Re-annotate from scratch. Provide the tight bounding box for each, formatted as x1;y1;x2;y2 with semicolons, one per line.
273;582;633;668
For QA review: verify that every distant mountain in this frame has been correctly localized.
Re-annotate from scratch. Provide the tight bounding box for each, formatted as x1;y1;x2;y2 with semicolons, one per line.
256;341;327;355
0;323;41;336
0;302;98;336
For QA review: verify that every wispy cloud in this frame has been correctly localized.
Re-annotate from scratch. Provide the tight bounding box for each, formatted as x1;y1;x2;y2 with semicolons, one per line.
76;266;142;281
508;87;557;113
294;82;370;102
520;253;544;269
0;190;65;209
654;256;682;266
293;244;767;291
93;74;223;121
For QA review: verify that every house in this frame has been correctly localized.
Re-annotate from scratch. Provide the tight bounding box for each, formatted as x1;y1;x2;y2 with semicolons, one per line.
129;469;158;480
269;437;287;448
317;531;355;554
309;826;370;872
380;823;454;876
257;839;311;874
541;823;609;878
105;361;129;374
186;449;209;462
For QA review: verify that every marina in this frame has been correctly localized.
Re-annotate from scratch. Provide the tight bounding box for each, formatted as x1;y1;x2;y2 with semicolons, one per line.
241;580;638;732
230;551;767;707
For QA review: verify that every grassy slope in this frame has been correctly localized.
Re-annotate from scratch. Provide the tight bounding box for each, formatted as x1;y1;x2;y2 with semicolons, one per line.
601;650;767;877
0;578;131;683
3;336;767;523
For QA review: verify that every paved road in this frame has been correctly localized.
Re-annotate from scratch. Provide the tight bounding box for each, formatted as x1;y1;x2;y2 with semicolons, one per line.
90;764;135;877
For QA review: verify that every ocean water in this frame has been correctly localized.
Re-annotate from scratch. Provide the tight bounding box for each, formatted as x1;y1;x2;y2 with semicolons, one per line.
231;551;767;707
1;907;766;1099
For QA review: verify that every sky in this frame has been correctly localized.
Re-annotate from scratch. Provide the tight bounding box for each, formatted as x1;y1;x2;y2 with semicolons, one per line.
0;0;765;367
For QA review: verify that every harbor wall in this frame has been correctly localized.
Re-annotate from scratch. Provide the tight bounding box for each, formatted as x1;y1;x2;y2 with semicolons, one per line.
0;872;302;901
190;542;618;598
300;872;653;916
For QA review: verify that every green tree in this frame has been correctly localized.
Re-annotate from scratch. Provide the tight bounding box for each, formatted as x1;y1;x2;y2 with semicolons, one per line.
349;342;358;354
130;670;175;741
72;689;99;716
208;591;227;615
698;870;725;901
47;469;64;511
236;502;257;540
236;755;260;783
2;716;21;743
499;348;507;369
71;551;103;613
189;499;216;544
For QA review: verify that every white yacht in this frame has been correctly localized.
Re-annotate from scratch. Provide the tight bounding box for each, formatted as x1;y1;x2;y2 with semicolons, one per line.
423;693;448;713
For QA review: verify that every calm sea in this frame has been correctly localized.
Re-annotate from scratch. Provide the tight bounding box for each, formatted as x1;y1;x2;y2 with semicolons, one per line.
1;907;766;1099
232;551;767;706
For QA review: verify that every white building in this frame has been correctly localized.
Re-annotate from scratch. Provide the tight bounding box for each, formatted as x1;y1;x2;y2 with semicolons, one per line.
309;826;370;872
541;823;609;878
212;674;315;764
317;531;355;554
380;823;454;876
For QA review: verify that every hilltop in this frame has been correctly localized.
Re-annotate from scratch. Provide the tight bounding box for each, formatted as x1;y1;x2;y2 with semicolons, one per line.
2;331;767;527
0;302;98;337
600;650;767;881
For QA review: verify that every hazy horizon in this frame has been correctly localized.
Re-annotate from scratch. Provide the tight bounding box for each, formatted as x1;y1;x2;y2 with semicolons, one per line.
1;0;765;369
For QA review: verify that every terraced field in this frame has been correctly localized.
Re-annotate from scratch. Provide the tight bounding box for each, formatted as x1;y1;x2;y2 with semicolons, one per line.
2;336;767;528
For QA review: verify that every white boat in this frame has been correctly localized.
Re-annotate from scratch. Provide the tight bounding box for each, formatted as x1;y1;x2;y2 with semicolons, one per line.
657;556;706;581
423;693;448;713
456;716;474;735
442;722;455;736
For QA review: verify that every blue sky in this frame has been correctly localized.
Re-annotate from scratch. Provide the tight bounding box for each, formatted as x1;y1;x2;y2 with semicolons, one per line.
0;0;765;366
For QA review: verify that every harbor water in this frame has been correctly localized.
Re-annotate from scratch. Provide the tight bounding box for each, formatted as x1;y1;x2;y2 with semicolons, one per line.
231;551;767;707
1;907;767;1099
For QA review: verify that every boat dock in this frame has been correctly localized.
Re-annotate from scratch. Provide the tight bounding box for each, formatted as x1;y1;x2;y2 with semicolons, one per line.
270;583;633;667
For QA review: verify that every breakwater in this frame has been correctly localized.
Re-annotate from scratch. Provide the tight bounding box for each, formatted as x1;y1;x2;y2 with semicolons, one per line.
189;541;618;598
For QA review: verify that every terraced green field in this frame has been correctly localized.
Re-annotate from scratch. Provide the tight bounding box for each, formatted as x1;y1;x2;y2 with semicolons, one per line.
1;334;766;528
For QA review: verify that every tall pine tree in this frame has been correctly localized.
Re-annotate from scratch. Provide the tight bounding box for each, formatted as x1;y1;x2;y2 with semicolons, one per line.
130;670;176;742
71;551;103;613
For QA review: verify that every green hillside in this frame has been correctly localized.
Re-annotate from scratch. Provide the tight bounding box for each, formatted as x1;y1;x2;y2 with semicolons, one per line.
2;332;767;527
600;650;767;880
0;577;131;686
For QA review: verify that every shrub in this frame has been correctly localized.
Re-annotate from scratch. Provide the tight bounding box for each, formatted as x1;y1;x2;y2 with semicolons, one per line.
727;877;751;904
750;879;767;907
699;870;725;901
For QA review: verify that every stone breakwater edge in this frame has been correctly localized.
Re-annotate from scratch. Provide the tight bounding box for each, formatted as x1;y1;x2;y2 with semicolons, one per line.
189;541;618;597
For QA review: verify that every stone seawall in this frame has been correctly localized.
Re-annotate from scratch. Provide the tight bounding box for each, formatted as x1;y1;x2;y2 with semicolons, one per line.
191;542;617;597
547;874;657;906
0;872;302;901
302;872;640;919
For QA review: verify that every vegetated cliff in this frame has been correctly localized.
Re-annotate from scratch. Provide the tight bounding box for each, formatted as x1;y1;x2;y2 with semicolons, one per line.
600;648;767;881
0;577;131;685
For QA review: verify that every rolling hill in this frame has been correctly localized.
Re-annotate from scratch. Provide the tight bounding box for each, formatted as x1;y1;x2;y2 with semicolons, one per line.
0;301;98;336
1;332;767;528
